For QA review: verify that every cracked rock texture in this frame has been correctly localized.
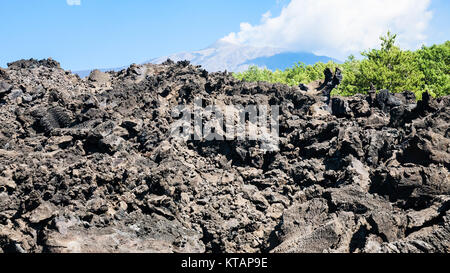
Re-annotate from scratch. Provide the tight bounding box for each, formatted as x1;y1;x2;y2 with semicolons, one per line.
0;58;449;253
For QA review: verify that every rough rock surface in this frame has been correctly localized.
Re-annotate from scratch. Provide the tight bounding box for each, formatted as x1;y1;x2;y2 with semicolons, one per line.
0;58;449;253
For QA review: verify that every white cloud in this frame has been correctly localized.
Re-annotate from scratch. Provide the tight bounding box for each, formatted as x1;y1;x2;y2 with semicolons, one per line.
221;0;433;60
67;0;81;6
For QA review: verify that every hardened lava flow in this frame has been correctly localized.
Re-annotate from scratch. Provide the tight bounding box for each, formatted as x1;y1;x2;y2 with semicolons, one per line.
0;58;449;253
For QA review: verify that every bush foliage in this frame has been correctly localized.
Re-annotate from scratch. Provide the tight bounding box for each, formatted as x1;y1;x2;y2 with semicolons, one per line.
233;32;450;99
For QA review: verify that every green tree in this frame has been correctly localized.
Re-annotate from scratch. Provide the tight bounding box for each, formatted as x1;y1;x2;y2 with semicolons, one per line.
333;55;361;96
233;32;449;99
414;41;450;97
354;31;425;94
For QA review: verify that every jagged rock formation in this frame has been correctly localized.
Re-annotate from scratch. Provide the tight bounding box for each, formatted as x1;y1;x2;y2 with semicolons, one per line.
0;58;449;253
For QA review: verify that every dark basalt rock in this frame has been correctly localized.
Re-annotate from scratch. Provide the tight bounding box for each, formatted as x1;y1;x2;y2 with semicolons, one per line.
7;58;61;70
375;89;403;113
0;58;448;253
31;106;73;133
319;67;343;105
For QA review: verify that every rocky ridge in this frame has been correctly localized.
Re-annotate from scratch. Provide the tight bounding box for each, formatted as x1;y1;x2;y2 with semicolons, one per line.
0;58;449;253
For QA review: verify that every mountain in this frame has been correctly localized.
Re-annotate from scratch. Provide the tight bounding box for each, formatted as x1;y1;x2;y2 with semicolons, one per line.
147;40;338;72
74;41;338;76
148;40;282;72
244;52;341;71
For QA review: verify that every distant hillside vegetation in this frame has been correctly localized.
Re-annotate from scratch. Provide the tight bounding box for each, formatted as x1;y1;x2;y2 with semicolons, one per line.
235;32;450;99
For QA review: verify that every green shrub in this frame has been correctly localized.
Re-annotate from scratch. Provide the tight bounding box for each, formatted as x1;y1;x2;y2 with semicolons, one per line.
234;32;450;99
414;41;450;97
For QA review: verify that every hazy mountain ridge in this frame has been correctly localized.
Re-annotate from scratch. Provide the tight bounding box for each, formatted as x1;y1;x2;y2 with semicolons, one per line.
244;52;341;71
74;40;337;77
148;40;337;72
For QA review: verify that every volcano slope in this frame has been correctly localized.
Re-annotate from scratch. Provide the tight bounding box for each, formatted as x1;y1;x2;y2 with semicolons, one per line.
0;58;449;253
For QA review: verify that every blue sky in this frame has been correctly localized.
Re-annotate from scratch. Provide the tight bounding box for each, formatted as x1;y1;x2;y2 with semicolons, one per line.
427;0;450;44
0;0;448;71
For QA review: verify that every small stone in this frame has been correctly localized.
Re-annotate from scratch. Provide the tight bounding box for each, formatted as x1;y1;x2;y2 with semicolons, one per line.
0;177;16;190
0;170;16;190
250;192;269;211
8;89;23;100
22;94;33;103
0;81;12;95
87;198;108;215
267;203;285;219
28;202;57;224
180;193;190;205
88;70;110;82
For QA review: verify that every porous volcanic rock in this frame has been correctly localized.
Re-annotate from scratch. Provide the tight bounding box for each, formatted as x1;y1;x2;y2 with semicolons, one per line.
0;59;449;253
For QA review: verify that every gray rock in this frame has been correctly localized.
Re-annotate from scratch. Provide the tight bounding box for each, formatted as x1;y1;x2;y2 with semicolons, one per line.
0;58;449;253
